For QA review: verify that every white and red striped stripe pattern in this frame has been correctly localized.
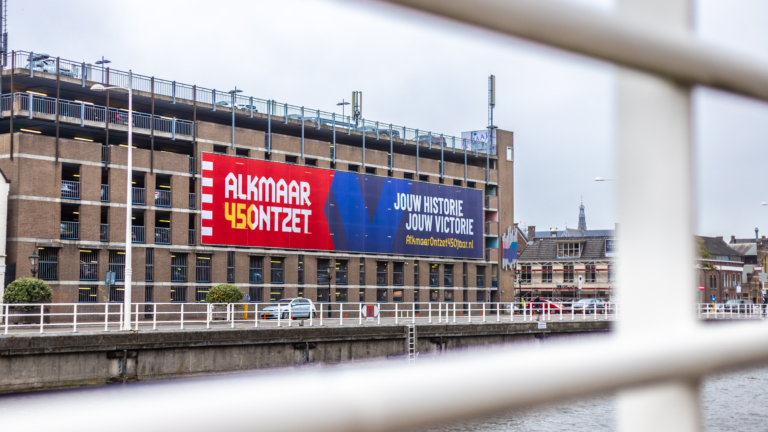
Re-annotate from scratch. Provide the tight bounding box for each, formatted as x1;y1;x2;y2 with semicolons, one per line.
200;154;214;240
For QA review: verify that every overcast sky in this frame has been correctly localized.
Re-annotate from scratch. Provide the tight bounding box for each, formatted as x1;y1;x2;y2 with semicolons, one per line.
9;0;768;239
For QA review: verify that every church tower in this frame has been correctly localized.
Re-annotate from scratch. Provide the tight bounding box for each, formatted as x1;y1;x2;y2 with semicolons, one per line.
577;198;587;231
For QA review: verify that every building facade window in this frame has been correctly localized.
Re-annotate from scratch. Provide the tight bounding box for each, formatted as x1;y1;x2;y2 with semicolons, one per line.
317;259;330;285
444;264;454;287
335;288;348;303
586;264;596;283
145;248;154;282
38;248;58;281
317;288;330;303
359;258;366;285
430;289;439;302
377;289;388;302
376;262;388;286
393;289;404;303
109;285;123;303
359;289;365;302
521;264;532;284
144;286;153;318
557;242;582;258
196;255;211;283
393;262;404;286
269;288;284;302
477;266;486;288
563;264;574;283
476;290;486;302
196;286;210;302
227;251;234;283
250;256;263;284
171;254;187;283
79;250;98;281
414;261;419;286
444;289;454;302
79;286;98;303
298;255;304;285
429;263;439;287
463;263;468;287
109;250;126;282
170;286;187;303
336;260;348;285
542;265;553;283
271;258;284;284
249;287;263;302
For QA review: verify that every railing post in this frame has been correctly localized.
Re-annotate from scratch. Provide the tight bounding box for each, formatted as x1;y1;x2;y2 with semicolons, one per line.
172;81;176;104
395;303;398;325
482;303;486;323
206;303;211;329
412;302;416;324
29;52;34;78
81;61;86;87
104;303;109;331
39;305;44;334
289;303;292;327
319;303;322;326
180;304;185;330
28;92;33;119
80;101;85;127
72;304;78;333
428;303;431;324
4;304;8;334
172;117;176;140
153;303;157;330
468;303;471;323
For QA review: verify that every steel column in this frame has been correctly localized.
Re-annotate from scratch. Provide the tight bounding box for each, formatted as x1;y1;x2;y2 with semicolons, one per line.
55;57;60;162
301;106;304;159
150;77;154;173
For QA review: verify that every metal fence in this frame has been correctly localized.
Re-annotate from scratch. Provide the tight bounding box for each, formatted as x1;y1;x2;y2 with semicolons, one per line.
4;302;768;336
155;227;171;245
188;229;195;246
60;180;80;200
6;91;194;139
100;184;109;202
11;50;490;155
132;226;145;243
132;187;145;205
60;221;78;240
154;190;171;207
188;193;196;209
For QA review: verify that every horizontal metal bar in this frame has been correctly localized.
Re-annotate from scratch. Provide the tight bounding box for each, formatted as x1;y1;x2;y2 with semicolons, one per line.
384;0;768;103
3;321;768;431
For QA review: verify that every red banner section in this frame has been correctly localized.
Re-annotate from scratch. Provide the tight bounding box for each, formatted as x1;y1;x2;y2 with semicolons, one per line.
200;153;335;250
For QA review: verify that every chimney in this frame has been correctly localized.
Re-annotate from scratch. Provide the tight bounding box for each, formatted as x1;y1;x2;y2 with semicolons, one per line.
527;225;536;242
550;228;558;238
730;235;736;244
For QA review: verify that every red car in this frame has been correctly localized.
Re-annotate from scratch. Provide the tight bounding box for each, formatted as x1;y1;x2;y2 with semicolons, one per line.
525;300;564;313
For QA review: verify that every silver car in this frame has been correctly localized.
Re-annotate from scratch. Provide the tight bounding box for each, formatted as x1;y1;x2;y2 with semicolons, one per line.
259;298;316;320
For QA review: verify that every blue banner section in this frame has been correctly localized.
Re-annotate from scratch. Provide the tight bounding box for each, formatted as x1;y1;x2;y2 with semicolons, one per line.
324;172;484;258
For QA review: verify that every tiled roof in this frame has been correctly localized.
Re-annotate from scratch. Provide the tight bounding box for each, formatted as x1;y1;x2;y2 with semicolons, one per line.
698;236;743;258
535;228;615;238
519;236;611;261
729;243;756;256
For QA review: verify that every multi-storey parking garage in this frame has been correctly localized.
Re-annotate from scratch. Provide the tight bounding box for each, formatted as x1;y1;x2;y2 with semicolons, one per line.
0;50;514;308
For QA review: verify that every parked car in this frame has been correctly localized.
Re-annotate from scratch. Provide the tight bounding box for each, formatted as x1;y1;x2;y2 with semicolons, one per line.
235;103;258;112
24;54;75;77
259;298;316;320
525;299;564;314
716;299;756;313
572;298;605;314
415;135;447;146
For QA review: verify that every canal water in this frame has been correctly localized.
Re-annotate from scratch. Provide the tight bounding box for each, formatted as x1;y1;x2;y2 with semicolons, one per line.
416;365;768;432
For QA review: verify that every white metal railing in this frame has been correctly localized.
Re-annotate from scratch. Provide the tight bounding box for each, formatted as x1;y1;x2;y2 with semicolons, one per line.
154;189;171;207
100;184;109;202
132;226;145;244
60;221;79;240
132;187;145;205
60;180;80;199
155;227;171;244
2;302;765;335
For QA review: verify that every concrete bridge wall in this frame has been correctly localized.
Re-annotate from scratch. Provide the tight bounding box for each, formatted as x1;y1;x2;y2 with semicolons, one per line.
0;321;609;394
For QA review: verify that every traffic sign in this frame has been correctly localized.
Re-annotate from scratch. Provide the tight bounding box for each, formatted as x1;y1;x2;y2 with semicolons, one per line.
361;304;380;321
243;295;251;302
105;271;116;286
710;295;717;302
698;285;705;291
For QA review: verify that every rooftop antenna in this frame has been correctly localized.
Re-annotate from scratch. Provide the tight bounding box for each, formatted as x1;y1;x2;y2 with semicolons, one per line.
352;91;362;127
487;75;496;182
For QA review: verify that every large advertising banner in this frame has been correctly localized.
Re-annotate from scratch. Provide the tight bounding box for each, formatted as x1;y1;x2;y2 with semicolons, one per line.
200;153;484;258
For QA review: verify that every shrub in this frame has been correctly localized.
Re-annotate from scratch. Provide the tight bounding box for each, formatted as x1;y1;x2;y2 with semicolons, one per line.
206;284;244;304
3;278;53;304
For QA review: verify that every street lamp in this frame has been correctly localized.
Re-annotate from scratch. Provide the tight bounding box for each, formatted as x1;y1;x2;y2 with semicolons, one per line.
28;251;40;279
336;100;350;118
228;87;242;149
91;72;133;331
95;57;111;84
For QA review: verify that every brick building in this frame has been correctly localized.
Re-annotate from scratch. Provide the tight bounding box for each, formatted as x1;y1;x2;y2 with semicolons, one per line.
0;50;515;307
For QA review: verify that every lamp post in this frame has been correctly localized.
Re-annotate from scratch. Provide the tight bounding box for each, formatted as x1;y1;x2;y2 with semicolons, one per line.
228;87;242;149
91;72;133;331
95;57;110;84
28;251;40;279
336;100;349;118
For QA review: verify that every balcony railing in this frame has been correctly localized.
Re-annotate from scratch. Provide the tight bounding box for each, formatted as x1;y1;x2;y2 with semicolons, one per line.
61;180;80;200
132;187;145;205
100;184;109;202
132;226;145;244
189;193;196;210
485;221;498;236
155;190;171;207
60;221;79;240
188;229;195;246
11;50;490;155
100;224;108;242
189;156;195;174
155;227;171;245
484;195;498;209
7;90;194;139
101;145;109;164
79;263;98;281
